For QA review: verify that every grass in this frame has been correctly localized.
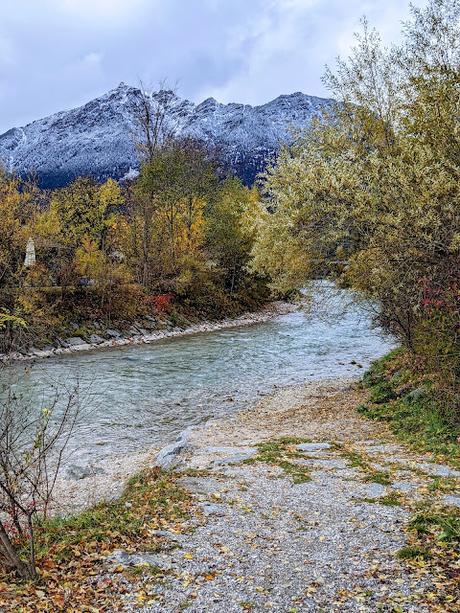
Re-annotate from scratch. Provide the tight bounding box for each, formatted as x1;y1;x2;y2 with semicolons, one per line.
360;353;460;610
336;445;393;485
360;491;403;507
245;438;312;484
358;350;460;467
409;508;460;542
397;505;460;611
427;476;458;494
397;545;429;560
1;467;193;611
30;468;191;562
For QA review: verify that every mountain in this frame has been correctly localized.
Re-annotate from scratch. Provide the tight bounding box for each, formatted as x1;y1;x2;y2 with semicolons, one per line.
0;83;334;188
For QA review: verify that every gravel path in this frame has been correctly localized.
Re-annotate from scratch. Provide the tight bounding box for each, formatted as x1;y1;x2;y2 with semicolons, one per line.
106;379;459;612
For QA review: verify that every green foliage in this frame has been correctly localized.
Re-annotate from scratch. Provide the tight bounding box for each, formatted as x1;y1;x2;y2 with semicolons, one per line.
409;510;460;543
1;468;192;609
0;309;26;332
361;352;460;465
246;439;312;484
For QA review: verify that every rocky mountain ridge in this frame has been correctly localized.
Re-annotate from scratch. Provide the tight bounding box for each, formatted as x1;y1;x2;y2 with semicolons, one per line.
0;83;334;187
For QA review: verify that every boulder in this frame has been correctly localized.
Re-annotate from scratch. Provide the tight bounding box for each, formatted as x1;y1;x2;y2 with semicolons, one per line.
297;442;331;452
155;429;192;469
105;329;121;339
63;337;86;347
89;334;105;345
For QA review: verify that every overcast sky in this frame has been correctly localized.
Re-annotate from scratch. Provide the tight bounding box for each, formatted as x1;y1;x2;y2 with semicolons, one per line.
0;0;425;133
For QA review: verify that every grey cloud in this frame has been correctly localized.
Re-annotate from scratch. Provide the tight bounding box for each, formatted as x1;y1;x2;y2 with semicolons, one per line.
0;0;425;133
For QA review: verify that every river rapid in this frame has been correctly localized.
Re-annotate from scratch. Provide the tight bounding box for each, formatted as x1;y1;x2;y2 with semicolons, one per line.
3;285;394;470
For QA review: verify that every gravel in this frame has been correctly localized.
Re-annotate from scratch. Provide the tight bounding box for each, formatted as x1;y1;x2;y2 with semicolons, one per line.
109;379;459;612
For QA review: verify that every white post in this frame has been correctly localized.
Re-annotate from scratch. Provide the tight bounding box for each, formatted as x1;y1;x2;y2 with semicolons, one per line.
24;237;36;268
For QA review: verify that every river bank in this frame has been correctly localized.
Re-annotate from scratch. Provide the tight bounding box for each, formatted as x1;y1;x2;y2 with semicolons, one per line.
51;377;359;515
37;375;460;612
0;301;295;363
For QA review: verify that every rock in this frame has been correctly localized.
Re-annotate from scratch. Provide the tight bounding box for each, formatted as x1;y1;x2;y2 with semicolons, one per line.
201;446;258;465
28;347;48;357
108;549;173;570
201;502;225;516
151;530;183;541
89;334;105;345
443;495;460;509
297;442;331;452
67;464;106;480
155;429;192;469
140;317;157;331
391;481;418;493
64;337;86;347
363;483;386;498
105;329;121;339
416;462;460;478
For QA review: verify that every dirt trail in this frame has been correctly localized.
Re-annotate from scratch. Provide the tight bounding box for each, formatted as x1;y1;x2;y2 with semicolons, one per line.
110;379;460;612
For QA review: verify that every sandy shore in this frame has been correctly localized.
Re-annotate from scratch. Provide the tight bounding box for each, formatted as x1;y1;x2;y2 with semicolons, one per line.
1;301;295;363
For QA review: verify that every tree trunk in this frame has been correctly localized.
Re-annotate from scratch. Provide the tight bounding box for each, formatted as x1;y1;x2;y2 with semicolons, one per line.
0;520;34;579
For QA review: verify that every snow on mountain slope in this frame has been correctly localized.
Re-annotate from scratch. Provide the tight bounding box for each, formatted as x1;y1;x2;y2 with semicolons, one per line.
0;83;334;188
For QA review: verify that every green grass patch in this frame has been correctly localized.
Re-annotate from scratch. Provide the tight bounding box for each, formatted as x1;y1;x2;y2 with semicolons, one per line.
29;468;191;563
360;351;460;467
364;471;392;485
409;509;460;542
398;506;460;611
246;439;312;484
397;545;429;560
360;490;403;507
338;446;393;485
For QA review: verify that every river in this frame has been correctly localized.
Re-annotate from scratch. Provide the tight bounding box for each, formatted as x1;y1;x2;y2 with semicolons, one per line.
3;285;394;469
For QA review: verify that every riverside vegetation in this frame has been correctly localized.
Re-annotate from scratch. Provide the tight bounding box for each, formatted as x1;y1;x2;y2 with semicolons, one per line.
0;144;269;355
252;0;460;441
0;0;459;609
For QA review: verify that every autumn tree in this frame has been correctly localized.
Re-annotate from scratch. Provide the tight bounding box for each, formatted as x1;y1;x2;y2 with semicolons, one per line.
251;0;460;419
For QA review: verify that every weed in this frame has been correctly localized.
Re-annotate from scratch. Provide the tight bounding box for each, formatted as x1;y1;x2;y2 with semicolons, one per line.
364;471;392;485
4;468;193;610
339;447;394;485
397;545;429;560
246;439;312;484
427;477;458;494
360;491;402;506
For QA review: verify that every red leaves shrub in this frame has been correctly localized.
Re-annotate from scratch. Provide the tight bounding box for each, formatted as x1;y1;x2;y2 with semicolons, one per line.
145;293;174;314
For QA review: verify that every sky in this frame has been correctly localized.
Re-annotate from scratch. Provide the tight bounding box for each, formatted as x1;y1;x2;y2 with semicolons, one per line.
0;0;426;133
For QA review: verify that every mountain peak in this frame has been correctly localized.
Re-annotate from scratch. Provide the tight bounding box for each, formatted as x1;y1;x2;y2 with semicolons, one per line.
0;87;334;187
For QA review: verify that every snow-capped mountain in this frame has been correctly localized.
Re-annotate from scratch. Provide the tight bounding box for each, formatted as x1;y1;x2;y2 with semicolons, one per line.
0;83;334;188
